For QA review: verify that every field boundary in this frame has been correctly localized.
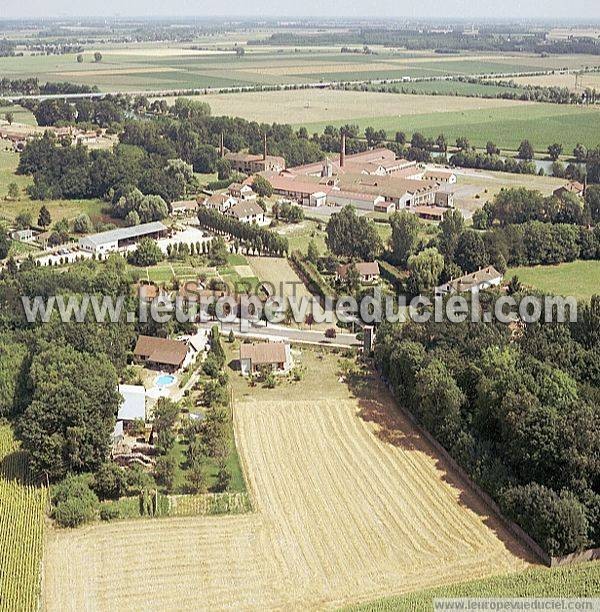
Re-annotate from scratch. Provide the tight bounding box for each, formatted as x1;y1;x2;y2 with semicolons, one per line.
380;372;600;568
379;375;550;565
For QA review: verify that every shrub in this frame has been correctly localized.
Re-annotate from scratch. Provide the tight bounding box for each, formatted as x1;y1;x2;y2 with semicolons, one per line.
99;504;121;521
54;497;97;528
52;475;99;528
263;372;277;388
92;462;127;500
126;464;155;494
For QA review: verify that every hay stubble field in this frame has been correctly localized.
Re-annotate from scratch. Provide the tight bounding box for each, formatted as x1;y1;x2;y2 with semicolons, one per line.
43;364;534;611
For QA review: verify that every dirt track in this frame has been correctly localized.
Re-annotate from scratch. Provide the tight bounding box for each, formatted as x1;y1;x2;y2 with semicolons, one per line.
44;397;534;611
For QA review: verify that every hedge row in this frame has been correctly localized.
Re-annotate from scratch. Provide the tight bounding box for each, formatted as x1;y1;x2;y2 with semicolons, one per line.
290;251;335;301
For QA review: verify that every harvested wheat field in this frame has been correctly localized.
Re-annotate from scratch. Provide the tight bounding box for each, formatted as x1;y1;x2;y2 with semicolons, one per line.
44;384;535;610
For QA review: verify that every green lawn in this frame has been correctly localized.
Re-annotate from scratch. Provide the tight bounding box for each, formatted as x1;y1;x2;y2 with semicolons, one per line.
279;219;328;255
300;103;600;153
0;104;38;126
507;260;600;301
8;239;39;257
343;561;600;611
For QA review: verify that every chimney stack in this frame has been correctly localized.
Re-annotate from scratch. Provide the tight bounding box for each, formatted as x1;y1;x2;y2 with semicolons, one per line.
263;133;267;161
340;133;346;168
220;131;224;158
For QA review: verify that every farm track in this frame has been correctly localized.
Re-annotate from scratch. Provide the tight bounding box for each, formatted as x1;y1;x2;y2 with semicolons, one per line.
43;399;534;611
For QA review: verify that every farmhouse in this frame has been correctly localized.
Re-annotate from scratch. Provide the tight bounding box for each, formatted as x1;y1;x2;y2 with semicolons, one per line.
336;261;380;283
225;200;265;224
553;181;585;199
435;266;503;297
239;342;292;376
203;192;237;213
117;384;147;427
133;335;188;372
78;222;168;255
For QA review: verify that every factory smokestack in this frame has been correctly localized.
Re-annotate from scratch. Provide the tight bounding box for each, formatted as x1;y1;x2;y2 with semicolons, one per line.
340;133;346;168
220;131;224;158
263;133;267;161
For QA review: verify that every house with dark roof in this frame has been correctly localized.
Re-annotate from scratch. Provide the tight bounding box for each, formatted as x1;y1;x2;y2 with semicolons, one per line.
228;182;255;200
239;342;292;376
133;335;188;372
553;181;584;199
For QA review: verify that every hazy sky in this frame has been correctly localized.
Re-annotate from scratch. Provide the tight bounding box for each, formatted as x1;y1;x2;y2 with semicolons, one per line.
2;0;600;20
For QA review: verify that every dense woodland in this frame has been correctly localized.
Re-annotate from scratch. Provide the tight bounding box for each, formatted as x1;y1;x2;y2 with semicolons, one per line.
252;29;600;56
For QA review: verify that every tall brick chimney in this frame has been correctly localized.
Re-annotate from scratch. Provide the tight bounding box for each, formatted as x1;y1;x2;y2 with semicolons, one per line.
340;133;346;168
220;131;224;158
263;133;267;161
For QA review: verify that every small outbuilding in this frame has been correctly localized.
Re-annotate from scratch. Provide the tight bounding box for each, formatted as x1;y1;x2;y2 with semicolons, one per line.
118;384;147;426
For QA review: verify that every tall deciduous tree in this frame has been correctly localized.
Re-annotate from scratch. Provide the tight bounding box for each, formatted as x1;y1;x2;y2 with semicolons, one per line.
18;345;120;480
390;211;421;266
325;205;383;261
407;247;444;294
454;230;489;273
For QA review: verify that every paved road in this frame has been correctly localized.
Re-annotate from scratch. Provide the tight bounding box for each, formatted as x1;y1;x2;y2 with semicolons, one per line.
198;319;361;348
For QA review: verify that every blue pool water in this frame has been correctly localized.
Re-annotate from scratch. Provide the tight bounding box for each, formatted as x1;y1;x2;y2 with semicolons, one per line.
156;374;176;387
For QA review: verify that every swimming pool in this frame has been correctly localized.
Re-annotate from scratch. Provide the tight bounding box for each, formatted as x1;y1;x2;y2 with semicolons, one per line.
155;374;176;387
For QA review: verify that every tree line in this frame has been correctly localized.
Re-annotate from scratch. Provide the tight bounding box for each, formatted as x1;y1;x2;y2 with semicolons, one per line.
374;297;600;557
17;132;197;204
197;207;289;256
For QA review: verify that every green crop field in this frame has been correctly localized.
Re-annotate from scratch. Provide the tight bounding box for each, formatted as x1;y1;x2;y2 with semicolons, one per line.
0;104;38;126
507;260;600;301
343;562;600;611
1;46;598;92
193;88;526;126
300;103;600;152
0;426;47;612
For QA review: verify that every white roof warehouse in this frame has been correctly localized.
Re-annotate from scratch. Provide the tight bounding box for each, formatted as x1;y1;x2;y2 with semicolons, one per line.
78;222;168;255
